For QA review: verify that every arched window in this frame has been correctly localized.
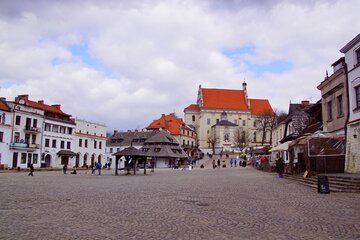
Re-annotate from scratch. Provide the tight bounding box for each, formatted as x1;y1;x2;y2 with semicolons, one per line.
253;132;256;142
192;115;195;121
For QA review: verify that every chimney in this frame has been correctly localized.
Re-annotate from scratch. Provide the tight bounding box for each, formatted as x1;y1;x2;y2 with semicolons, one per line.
113;130;118;135
38;100;44;104
52;104;61;109
301;100;310;107
15;94;29;103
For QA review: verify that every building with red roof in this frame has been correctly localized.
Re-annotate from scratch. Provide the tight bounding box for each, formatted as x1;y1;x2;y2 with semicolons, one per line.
184;82;274;151
146;113;196;152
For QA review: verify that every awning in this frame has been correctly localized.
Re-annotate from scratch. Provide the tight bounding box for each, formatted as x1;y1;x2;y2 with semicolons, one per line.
57;150;77;157
269;142;289;152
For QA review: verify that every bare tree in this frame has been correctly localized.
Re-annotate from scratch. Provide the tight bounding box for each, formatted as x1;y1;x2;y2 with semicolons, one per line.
255;109;277;145
234;127;250;150
207;136;217;154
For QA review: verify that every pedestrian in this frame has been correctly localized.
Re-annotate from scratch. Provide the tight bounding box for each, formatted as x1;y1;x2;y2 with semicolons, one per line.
217;159;221;168
234;159;237;167
63;164;67;174
96;161;102;175
28;163;34;176
230;158;233;167
212;159;216;169
108;161;111;170
91;162;96;174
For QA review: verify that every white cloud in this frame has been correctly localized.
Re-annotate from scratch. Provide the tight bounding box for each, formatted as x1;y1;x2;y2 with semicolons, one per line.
0;0;359;131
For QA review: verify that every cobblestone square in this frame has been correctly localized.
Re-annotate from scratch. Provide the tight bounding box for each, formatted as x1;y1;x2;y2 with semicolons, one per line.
0;167;359;240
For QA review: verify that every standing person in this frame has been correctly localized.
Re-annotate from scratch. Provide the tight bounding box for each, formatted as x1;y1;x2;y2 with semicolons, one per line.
28;163;34;176
212;159;216;169
230;158;233;167
217;159;221;168
63;164;67;174
96;161;102;175
234;159;237;167
91;162;96;174
108;161;111;170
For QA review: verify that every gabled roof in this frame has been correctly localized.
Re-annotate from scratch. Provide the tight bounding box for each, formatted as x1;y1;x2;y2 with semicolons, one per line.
249;99;273;115
184;104;199;111
201;88;248;110
147;113;191;135
0;100;10;112
145;130;178;144
17;95;71;117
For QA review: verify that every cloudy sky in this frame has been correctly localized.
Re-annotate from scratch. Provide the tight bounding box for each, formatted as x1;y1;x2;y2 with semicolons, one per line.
0;0;359;131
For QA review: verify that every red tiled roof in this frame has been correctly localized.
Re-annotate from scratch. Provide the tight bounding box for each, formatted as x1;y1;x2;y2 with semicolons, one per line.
201;88;248;110
147;113;185;135
18;95;71;117
249;99;273;115
0;100;10;111
184;104;199;111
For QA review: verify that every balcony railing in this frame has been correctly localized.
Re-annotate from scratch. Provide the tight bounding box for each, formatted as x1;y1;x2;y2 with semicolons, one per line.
9;142;40;149
24;126;41;133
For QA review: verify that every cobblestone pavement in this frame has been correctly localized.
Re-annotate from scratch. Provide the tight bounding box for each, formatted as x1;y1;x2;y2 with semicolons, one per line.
0;167;359;240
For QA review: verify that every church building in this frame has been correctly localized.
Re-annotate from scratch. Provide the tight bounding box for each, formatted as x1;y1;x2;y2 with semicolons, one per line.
184;82;273;152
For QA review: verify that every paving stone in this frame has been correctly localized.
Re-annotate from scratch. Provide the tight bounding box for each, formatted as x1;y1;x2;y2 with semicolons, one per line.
0;167;359;239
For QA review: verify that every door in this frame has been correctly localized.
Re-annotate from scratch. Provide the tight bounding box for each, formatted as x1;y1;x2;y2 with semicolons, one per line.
45;155;51;167
12;152;18;168
61;156;69;165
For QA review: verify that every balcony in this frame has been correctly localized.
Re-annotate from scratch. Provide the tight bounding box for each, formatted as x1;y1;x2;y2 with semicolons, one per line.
24;126;41;134
10;142;40;150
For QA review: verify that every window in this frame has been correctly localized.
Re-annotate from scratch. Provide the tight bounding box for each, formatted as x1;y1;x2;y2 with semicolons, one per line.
253;132;256;142
79;139;82;147
21;153;27;164
33;154;38;164
110;148;113;153
45;138;50;147
68;128;73;135
154;148;161;152
85;139;88;148
31;134;36;144
355;86;360;109
192;115;195;121
183;139;185;145
207;118;210;125
337;95;344;116
216;119;219;124
52;125;58;133
27;154;32;164
52;139;56;148
0;132;3;142
243;120;246;126
67;141;71;149
327;101;333;121
45;123;51;131
33;119;37;128
94;140;97;149
60;141;65;149
99;141;102;149
253;121;257;127
15;115;21;125
60;126;66;134
14;132;20;142
356;49;360;65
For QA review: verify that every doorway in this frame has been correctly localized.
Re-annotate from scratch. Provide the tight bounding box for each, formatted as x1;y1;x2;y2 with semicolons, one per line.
12;152;18;168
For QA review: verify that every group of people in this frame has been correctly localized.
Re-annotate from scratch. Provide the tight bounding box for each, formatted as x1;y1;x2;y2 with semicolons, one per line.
212;158;247;169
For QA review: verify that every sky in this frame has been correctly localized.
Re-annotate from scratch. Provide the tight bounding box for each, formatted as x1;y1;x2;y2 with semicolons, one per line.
0;0;359;132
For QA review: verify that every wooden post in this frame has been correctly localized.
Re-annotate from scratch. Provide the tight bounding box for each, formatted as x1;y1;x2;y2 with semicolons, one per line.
133;158;137;175
115;157;119;175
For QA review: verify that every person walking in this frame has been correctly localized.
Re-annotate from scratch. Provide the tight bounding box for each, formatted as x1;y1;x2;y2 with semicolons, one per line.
28;163;34;176
91;162;96;174
212;159;216;169
63;164;67;174
217;159;221;168
230;158;233;167
96;161;102;175
234;159;237;167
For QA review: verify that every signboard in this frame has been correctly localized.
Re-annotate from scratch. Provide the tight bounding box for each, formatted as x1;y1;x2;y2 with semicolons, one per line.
317;176;330;194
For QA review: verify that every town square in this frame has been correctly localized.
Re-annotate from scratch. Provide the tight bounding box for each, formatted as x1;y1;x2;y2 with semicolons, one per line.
0;166;359;240
0;1;360;239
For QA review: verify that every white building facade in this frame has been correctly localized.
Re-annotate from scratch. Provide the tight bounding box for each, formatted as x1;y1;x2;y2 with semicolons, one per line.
341;34;360;173
73;119;107;168
0;99;13;168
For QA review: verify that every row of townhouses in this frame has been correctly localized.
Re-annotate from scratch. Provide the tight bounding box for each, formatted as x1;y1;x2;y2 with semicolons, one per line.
0;95;106;169
271;33;360;174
